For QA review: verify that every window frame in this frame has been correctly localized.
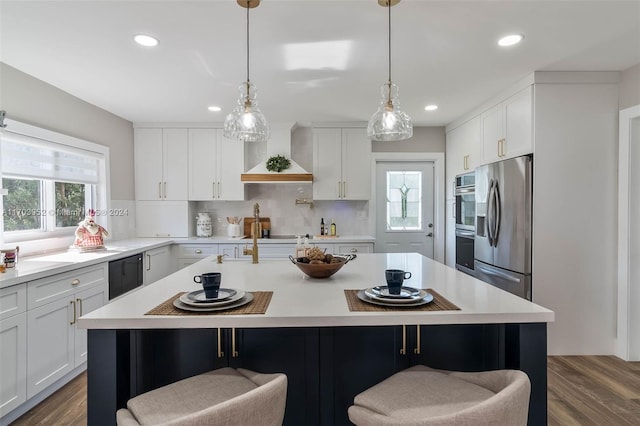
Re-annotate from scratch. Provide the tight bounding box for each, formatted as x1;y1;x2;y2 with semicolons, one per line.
1;119;110;254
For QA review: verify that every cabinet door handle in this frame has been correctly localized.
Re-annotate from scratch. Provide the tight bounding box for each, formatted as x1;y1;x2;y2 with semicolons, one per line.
400;325;407;355
70;300;76;325
234;246;238;258
414;325;421;355
338;181;342;198
71;278;80;285
218;182;221;199
146;254;151;271
212;182;216;199
163;182;167;198
158;182;162;199
77;298;83;317
217;329;225;358
231;327;239;358
343;181;347;198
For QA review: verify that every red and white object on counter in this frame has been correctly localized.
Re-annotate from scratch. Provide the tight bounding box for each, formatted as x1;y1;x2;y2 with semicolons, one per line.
72;209;109;251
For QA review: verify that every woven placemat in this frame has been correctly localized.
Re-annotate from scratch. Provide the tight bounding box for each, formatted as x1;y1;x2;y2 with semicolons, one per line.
344;289;460;312
145;291;272;316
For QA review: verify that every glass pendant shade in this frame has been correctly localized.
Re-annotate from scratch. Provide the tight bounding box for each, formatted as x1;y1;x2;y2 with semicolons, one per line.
224;81;270;142
367;81;413;141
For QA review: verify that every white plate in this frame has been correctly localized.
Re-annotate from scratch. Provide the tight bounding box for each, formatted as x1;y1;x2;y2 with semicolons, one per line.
369;286;421;298
357;290;433;307
180;289;245;307
364;287;429;304
187;288;238;303
174;293;254;312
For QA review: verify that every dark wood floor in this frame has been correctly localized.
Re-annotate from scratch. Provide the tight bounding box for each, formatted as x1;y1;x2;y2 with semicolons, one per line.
9;356;640;425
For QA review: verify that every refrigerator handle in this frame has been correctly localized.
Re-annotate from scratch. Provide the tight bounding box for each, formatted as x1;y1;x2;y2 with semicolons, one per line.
493;181;501;247
476;263;521;283
486;180;495;246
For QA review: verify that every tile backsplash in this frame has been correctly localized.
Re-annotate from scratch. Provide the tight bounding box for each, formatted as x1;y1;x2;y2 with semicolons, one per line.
195;184;370;237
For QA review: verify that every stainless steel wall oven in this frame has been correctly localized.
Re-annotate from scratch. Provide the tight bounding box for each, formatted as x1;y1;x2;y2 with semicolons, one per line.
455;172;475;275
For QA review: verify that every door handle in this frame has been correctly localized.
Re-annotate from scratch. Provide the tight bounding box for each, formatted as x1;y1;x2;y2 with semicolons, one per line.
400;325;407;355
212;182;216;199
492;181;501;246
70;300;76;325
414;325;421;355
343;181;347;198
231;328;239;358
426;232;433;237
158;182;162;199
218;182;221;198
163;182;167;198
146;254;151;271
77;298;83;317
338;181;342;198
217;328;225;358
476;263;521;283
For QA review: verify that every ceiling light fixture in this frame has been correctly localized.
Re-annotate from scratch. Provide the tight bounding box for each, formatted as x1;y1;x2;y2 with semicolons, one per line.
498;34;524;47
208;106;222;112
367;0;412;141
133;34;158;47
424;105;438;111
223;0;269;142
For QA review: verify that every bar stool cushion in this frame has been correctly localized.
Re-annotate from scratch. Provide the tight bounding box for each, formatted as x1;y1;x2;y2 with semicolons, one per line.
348;365;530;426
116;367;287;426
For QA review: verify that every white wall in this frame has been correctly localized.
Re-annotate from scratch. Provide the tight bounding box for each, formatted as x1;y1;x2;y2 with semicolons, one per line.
533;82;619;355
620;63;640;110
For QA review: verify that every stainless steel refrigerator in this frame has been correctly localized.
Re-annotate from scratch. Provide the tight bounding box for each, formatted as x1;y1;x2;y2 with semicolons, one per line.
474;155;532;300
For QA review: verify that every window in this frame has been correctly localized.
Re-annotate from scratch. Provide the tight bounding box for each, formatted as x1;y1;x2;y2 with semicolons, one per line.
386;171;422;231
1;120;109;249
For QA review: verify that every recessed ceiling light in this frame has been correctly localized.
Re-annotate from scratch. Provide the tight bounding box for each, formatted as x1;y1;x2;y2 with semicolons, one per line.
424;105;438;111
134;34;158;47
208;106;222;112
498;34;523;47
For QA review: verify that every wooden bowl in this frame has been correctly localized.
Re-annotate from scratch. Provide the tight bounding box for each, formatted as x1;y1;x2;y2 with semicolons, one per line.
289;255;354;279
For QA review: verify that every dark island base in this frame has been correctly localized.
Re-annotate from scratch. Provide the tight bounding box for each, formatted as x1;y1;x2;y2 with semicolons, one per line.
88;323;546;425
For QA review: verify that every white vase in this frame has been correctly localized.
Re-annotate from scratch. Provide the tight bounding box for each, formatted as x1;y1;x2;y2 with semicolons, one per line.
196;212;212;237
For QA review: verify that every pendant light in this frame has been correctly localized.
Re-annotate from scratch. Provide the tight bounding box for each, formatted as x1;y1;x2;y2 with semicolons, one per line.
367;0;413;141
224;0;269;142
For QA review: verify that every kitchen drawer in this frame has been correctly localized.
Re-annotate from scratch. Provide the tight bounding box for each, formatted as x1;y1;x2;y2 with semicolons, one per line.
0;283;27;321
335;243;373;255
177;244;218;259
27;264;108;309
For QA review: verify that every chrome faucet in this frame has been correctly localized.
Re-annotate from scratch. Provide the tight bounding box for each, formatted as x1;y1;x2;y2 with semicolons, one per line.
243;203;260;263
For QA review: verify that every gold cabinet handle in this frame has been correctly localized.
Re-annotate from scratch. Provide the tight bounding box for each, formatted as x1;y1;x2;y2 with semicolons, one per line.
146;254;151;271
400;325;407;355
158;182;162;199
71;278;80;285
195;249;202;254
77;298;83;317
338;181;342;198
343;181;347;198
218;182;221;199
414;325;421;355
217;329;225;358
231;328;239;358
212;182;216;199
350;248;357;253
70;300;76;325
163;182;167;198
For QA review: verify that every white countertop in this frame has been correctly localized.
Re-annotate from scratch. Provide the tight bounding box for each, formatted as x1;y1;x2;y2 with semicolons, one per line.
79;253;554;329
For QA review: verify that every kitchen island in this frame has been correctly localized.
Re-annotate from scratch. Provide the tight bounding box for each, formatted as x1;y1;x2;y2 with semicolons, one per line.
79;253;553;425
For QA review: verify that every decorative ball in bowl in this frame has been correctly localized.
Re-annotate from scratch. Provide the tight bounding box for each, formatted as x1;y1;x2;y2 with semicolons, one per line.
289;252;355;279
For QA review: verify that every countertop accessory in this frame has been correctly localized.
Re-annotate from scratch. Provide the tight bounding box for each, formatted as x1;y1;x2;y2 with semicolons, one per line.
344;289;459;312
146;291;273;316
265;155;290;172
174;292;254;312
186;288;238;302
223;0;269;142
289;254;355;279
196;212;212;237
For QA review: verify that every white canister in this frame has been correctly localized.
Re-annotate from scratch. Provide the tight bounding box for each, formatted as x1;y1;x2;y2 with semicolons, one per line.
227;224;241;238
196;212;212;237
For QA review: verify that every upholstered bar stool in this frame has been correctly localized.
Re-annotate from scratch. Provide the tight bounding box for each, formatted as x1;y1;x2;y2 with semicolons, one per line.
348;365;530;426
116;367;287;426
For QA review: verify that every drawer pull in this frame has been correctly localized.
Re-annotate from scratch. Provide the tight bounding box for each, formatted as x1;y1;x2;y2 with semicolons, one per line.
195;249;203;254
351;248;358;253
71;279;80;285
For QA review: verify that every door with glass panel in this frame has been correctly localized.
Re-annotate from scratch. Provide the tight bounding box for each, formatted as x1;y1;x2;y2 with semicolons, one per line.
375;161;435;258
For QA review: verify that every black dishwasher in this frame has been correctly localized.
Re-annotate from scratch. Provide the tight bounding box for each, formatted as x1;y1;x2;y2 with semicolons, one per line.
109;253;143;299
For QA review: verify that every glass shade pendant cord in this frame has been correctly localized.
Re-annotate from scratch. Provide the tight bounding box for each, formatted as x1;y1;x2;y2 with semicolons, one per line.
224;0;270;142
367;0;413;141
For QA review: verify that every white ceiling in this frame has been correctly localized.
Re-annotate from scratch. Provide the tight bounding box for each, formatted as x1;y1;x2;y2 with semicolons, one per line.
1;0;639;127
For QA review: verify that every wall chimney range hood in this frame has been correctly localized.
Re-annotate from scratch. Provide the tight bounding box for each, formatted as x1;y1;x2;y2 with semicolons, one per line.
241;123;313;183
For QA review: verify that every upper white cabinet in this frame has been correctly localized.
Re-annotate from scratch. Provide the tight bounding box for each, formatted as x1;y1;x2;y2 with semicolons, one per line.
188;129;244;201
134;128;188;201
481;86;533;164
313;127;371;200
446;116;481;196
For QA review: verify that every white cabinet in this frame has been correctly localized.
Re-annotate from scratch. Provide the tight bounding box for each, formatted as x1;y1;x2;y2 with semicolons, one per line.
446;116;481;198
134;128;188;201
177;244;220;269
144;245;175;284
26;264;107;398
188;129;244;201
335;243;373;255
481;86;533;164
313;128;371;200
135;201;190;238
0;284;27;417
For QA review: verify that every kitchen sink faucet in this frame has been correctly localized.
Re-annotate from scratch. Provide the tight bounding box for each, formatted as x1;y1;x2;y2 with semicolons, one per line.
243;203;260;263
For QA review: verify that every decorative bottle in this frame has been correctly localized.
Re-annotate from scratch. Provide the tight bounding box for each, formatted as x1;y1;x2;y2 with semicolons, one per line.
330;219;336;236
320;218;325;236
